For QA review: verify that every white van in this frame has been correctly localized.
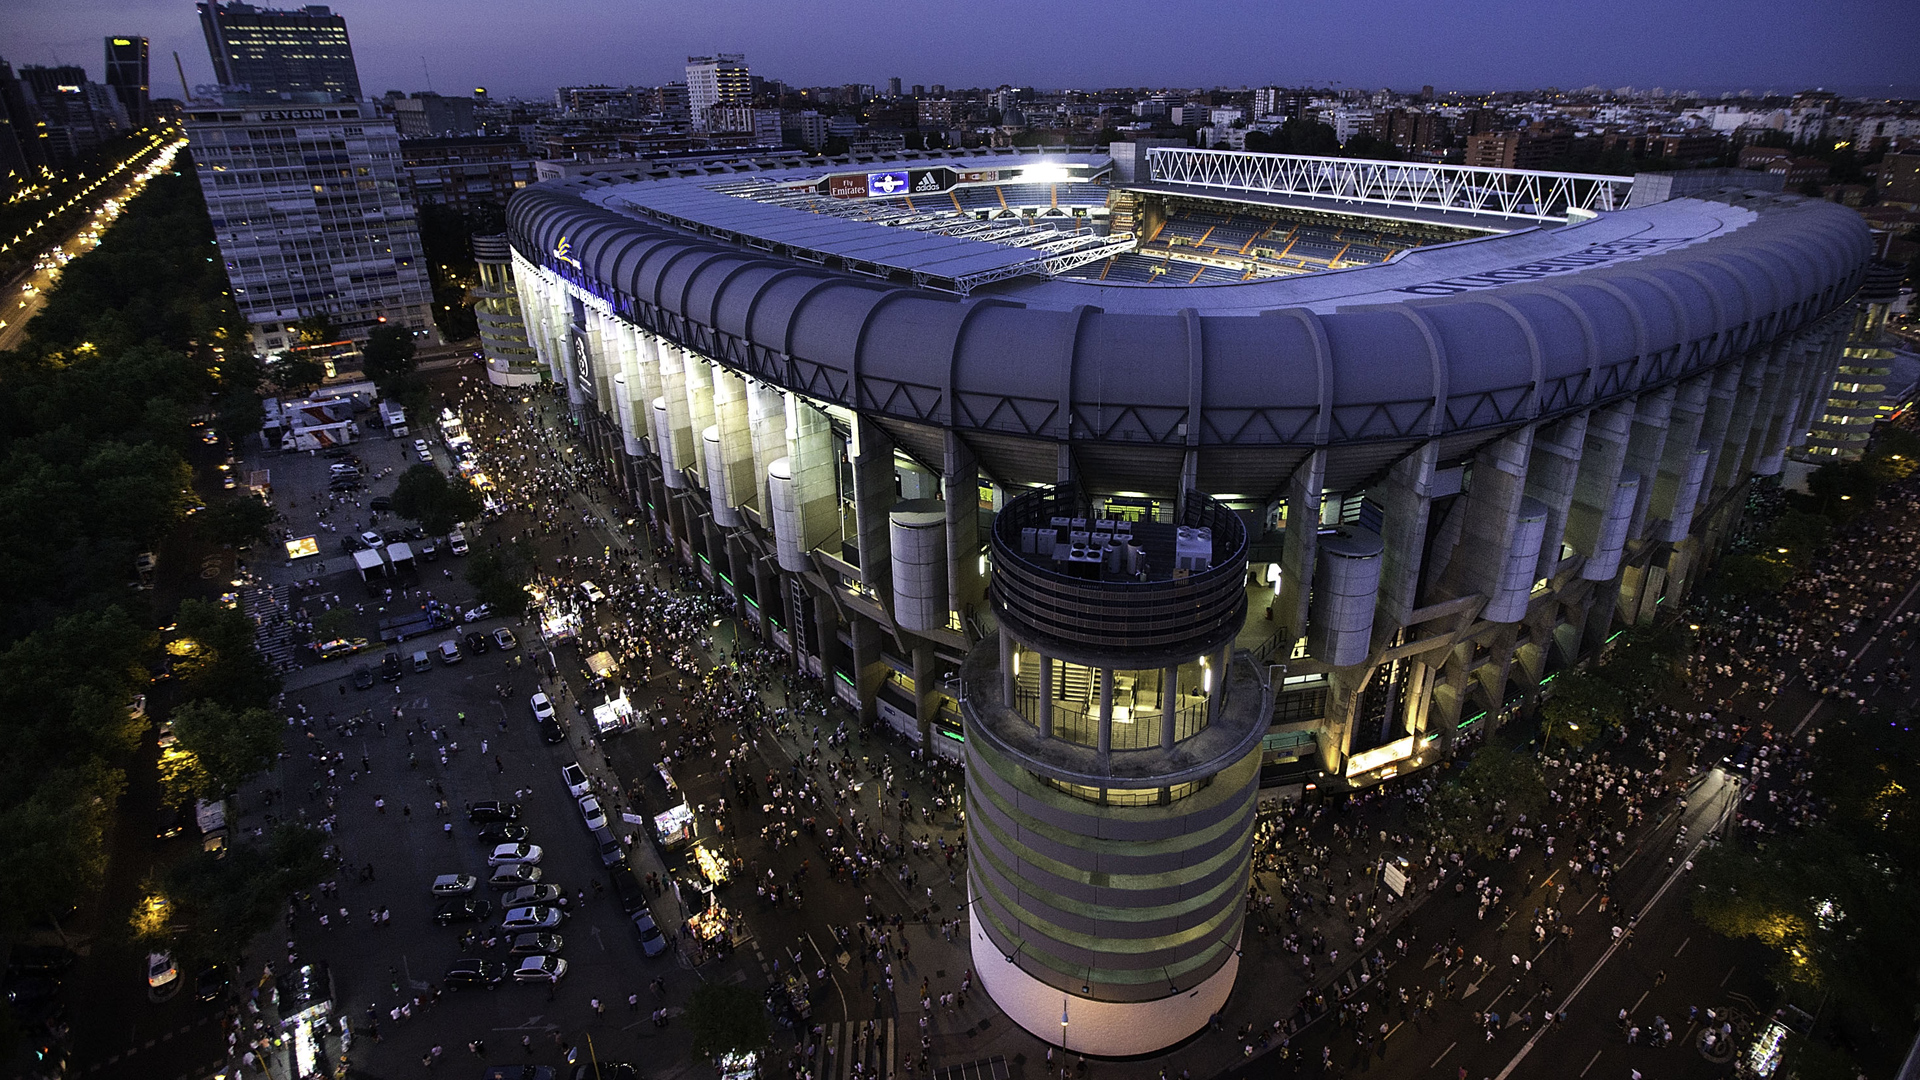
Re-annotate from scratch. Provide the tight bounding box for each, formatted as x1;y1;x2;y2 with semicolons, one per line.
447;529;468;556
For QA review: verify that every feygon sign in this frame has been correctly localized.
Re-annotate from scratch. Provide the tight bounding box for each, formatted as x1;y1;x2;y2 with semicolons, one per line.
570;327;597;404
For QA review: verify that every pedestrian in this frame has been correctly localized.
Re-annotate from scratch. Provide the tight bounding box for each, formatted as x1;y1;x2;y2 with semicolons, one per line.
522;1034;533;1054
629;992;639;1011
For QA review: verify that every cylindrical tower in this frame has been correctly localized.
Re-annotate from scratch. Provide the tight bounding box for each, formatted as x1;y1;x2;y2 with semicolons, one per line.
1485;497;1549;622
963;485;1271;1057
889;499;948;634
1307;526;1384;667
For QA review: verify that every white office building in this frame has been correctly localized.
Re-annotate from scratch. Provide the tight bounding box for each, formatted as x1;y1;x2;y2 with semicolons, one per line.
685;54;750;133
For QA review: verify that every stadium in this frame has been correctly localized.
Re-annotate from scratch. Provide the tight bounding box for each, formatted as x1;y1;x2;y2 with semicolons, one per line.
501;145;1870;1055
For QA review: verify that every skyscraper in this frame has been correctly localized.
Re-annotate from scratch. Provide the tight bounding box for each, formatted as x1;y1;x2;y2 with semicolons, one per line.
197;2;361;102
104;36;149;126
185;99;433;355
685;54;749;132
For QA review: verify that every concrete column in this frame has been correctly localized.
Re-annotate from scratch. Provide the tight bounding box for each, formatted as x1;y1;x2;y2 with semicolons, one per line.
710;368;755;519
851;417;897;599
1097;668;1114;757
850;617;885;726
681;354;716;475
1455;427;1536;612
1623;386;1675;540
611;373;642;457
1738;343;1791;478
943;431;986;628
1566;404;1632;574
747;383;788;515
656;344;696;489
788;399;839;557
1210;644;1232;723
1161;666;1179;749
1719;357;1768;490
999;632;1016;709
1698;357;1745;502
1651;376;1710;542
1276;449;1326;643
912;641;938;749
812;584;845;685
1524;413;1588;581
1370;443;1437;629
1037;652;1054;738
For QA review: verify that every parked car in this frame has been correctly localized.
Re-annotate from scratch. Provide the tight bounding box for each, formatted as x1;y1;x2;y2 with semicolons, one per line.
194;964;229;1002
437;639;462;665
530;693;556;722
503;884;562;907
490;863;543;889
464;631;490;656
369;495;391;512
499;905;564;932
434;897;493;925
477;822;530;845
590;826;625;868
507;932;564;956
578;796;607;832
379;652;404;682
350;665;375;690
359;530;385;549
488;843;543;866
609;867;647;915
314;637;369;660
418;536;439;561
443;958;504;990
431;873;477;896
511;954;567;984
631;910;667;957
539;716;566;745
466;801;522;824
578;581;607;604
146;951;177;989
561;762;590;798
492;627;517;650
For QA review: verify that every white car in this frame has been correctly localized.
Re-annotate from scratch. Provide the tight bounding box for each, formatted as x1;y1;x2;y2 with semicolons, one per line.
578;581;606;604
512;954;567;983
413;438;429;455
561;762;590;798
500;906;565;932
146;951;178;988
530;693;555;723
431;873;477;896
487;843;544;867
578;795;607;832
360;530;385;548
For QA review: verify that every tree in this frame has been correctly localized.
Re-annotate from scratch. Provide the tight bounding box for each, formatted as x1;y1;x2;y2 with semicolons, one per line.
465;541;533;618
311;606;355;642
293;312;339;347
1692;707;1920;1063
1539;670;1623;751
263;351;327;397
153;823;327;966
166;699;280;798
361;323;418;385
685;982;770;1061
1417;744;1547;858
172;597;280;712
196;494;279;549
390;463;483;536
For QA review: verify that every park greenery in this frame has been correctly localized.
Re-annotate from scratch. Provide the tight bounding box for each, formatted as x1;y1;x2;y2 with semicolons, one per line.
1691;706;1920;1074
0;162;319;964
685;982;772;1062
1538;624;1693;752
391;462;483;536
1415;744;1548;859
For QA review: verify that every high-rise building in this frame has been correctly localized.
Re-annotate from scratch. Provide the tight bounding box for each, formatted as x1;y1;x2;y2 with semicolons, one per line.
469;234;541;385
685;54;749;132
185;99;433;355
390;93;475;137
886;77;902;99
104;37;149;126
198;2;361;102
17;65;130;167
0;59;48;185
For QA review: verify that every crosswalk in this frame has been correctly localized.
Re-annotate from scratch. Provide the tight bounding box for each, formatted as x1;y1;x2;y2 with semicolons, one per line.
808;1018;895;1080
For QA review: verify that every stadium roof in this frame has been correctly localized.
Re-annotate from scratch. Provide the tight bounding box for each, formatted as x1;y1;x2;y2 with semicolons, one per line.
509;150;1870;468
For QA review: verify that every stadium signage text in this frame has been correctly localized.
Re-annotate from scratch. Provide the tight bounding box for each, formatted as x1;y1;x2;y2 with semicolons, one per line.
1394;237;1693;295
552;236;582;270
825;174;868;199
867;171;910;197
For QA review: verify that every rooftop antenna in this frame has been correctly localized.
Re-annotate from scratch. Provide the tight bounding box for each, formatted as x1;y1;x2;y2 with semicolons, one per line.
421;56;432;93
174;51;191;101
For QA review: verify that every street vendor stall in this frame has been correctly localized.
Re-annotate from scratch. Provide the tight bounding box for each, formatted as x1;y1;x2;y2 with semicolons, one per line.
686;901;736;945
585;649;617;682
692;841;731;888
539;607;580;645
592;690;635;735
653;802;694;849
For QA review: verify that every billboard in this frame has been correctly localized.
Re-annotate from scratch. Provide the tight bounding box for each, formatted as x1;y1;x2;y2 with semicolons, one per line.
909;168;955;194
957;169;1001;184
866;170;910;198
1346;734;1415;776
825;173;867;199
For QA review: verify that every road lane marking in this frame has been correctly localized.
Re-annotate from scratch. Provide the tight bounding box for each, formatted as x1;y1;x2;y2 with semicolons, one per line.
1429;1041;1456;1068
1579;1049;1603;1076
1721;966;1736;987
1674;936;1689;957
1632;990;1649;1013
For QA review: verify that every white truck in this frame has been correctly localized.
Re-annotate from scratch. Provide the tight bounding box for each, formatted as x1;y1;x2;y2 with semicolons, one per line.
194;798;229;853
377;399;408;437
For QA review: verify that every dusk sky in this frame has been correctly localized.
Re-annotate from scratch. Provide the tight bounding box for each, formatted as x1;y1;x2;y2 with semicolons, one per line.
6;0;1917;101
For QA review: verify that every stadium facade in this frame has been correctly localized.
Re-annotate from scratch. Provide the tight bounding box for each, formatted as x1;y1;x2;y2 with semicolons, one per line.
503;146;1869;1054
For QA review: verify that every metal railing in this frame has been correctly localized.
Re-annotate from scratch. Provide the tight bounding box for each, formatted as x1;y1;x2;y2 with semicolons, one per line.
1146;148;1636;223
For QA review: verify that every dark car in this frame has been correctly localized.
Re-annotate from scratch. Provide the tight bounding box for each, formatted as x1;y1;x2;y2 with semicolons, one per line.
341;533;368;553
6;946;76;977
610;867;646;915
379;652;404;682
369;495;392;512
195;964;230;1002
434;897;493;925
444;958;505;990
477;822;531;844
538;717;565;745
155;804;187;841
466;801;523;824
418;537;440;561
382;529;405;544
351;665;375;690
464;632;490;656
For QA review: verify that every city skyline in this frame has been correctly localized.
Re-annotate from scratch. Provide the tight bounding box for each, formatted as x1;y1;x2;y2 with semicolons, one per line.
3;0;1918;102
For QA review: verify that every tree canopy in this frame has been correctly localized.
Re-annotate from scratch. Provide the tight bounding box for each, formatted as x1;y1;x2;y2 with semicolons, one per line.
390;463;483;536
1416;744;1548;858
685;982;771;1060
